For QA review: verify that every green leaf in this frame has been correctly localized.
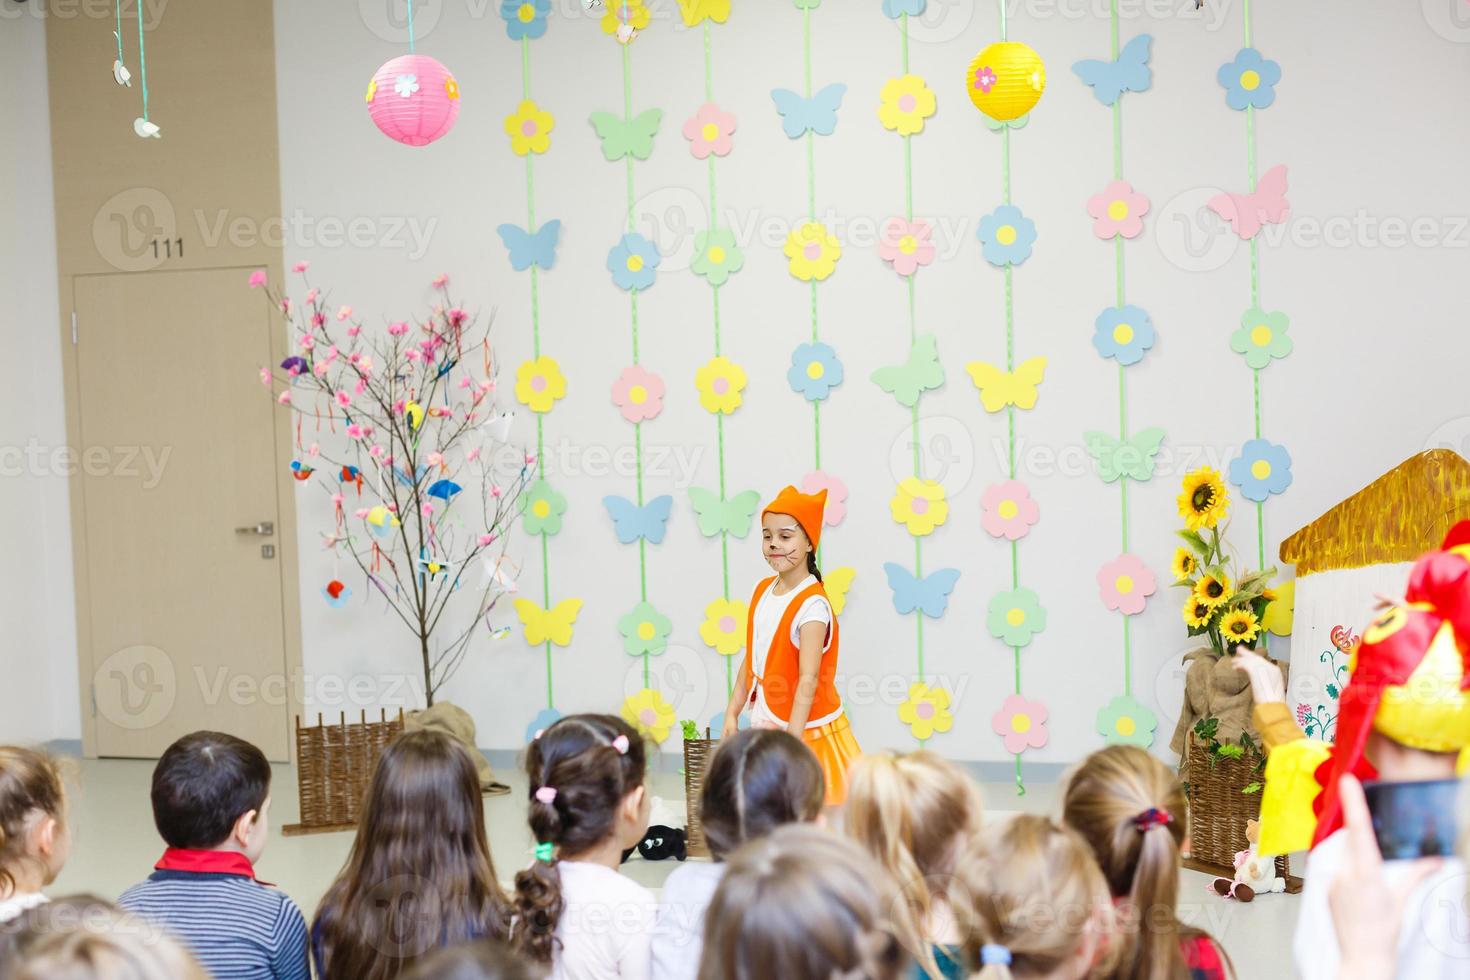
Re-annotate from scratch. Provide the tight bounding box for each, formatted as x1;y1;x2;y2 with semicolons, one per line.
1242;782;1262;795
1217;743;1245;759
680;719;700;740
1177;529;1209;556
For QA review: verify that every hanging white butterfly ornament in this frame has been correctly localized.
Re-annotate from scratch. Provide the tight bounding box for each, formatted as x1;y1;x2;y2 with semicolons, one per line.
133;118;161;139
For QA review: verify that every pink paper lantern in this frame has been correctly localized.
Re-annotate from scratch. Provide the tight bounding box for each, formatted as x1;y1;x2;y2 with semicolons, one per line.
365;54;460;147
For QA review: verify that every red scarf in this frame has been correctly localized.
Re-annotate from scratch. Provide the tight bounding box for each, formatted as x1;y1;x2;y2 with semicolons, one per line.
154;849;273;886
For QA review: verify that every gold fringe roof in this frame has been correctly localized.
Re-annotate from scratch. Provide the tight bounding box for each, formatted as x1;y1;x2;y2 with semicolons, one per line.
1280;449;1470;576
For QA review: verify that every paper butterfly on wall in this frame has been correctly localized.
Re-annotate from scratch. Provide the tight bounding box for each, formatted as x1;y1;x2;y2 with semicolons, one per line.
589;109;663;161
603;494;675;544
964;357;1048;413
1083;428;1167;483
871;333;944;408
496;220;562;271
688;488;761;538
1207;164;1289;240
515;597;584;647
883;563;962;619
825;566;856;615
1071;34;1153;106
770;84;848;139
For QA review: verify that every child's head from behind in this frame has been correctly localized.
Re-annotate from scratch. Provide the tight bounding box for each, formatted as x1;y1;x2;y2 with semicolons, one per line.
2;895;207;980
1061;745;1189;980
700;728;824;861
953;815;1114;980
399;939;542;980
844;752;982;960
699;825;907;980
151;732;270;860
512;714;648;964
314;729;507;980
0;748;69;896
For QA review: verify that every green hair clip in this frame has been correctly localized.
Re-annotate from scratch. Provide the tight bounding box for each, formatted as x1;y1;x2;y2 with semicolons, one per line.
534;842;554;863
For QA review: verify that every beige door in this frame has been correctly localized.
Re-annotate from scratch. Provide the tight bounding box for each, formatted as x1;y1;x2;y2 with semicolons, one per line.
73;268;291;760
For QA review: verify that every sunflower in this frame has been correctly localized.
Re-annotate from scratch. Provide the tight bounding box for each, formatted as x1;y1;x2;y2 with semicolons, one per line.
1220;607;1261;646
1183;599;1214;630
1193;573;1233;610
1178;467;1230;530
1171;548;1199;582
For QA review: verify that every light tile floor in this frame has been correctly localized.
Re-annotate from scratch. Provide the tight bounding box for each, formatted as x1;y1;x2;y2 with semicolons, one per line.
49;756;1299;977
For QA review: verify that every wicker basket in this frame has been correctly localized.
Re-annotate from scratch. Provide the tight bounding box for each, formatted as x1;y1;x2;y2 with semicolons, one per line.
282;709;404;836
682;728;716;858
1184;731;1291;885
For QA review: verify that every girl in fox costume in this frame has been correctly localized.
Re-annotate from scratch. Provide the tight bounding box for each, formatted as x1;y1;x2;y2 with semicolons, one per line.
720;486;861;806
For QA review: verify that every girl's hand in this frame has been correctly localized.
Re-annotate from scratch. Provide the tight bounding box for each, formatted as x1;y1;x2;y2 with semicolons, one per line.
1231;648;1286;704
720;712;739;740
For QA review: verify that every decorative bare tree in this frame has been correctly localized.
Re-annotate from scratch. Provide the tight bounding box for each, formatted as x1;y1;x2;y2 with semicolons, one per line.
253;266;528;706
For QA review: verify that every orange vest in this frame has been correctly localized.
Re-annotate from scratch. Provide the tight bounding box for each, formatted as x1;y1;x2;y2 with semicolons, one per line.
743;576;843;724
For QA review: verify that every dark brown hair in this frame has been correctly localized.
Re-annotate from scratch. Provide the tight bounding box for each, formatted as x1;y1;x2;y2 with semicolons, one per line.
699;825;908;980
150;732;270;849
1062;745;1230;980
511;715;646;965
399;938;544;980
699;729;823;860
0;748;66;897
313;730;509;980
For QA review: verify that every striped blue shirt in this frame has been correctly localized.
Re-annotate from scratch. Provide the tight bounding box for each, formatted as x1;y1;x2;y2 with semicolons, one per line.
118;870;309;980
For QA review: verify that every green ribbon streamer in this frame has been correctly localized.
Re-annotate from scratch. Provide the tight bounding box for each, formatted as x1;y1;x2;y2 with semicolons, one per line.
800;5;822;477
135;0;149;122
407;0;416;53
115;1;123;61
1108;0;1135;712
1242;0;1267;571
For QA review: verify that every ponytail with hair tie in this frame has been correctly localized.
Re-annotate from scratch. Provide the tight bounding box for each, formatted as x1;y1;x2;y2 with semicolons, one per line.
1133;807;1173;832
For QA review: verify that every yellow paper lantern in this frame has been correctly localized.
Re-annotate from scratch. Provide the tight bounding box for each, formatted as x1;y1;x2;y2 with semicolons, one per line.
967;42;1046;122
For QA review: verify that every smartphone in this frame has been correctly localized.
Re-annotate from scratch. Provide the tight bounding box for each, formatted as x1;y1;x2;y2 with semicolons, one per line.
1362;778;1461;861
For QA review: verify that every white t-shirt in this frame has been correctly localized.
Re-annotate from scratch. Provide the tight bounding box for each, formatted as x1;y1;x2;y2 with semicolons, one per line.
0;892;47;924
649;862;726;980
747;576;838;729
551;861;659;980
1293;829;1470;980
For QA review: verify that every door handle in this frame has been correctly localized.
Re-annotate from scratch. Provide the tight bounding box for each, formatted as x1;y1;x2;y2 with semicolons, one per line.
235;521;275;536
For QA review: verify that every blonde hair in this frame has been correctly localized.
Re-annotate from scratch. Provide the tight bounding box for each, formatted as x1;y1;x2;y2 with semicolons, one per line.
844;751;982;978
3;895;208;980
0;748;67;897
698;825;908;980
1061;746;1225;980
953;815;1115;980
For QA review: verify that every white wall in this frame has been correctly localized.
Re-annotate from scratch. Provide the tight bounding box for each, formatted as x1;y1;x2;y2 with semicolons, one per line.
232;0;1470;761
1;1;81;744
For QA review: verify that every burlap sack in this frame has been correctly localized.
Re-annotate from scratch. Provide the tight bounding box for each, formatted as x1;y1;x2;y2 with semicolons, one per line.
406;702;512;796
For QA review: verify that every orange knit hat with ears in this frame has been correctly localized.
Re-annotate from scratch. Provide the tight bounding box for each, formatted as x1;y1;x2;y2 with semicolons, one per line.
762;486;828;551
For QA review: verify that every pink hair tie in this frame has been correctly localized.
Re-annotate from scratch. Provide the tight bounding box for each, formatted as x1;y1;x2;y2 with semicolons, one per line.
612;734;630;755
1133;807;1173;832
534;786;557;805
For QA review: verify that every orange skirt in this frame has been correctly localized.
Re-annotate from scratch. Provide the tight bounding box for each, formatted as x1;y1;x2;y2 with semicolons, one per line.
804;714;861;806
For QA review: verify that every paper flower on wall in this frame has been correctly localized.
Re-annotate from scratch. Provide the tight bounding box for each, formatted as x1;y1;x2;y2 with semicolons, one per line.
987;588;1047;648
784;222;843;281
1218;48;1281;110
601;0;651;35
1096;553;1157;616
611;366;666;424
622;688;676;743
500;0;551;39
1263;580;1295;637
877;74;937;136
787;342;844;401
824;566;856;615
1231;307;1293;369
1087;180;1150;240
976;205;1037;267
694;357;746;414
525;707;562;743
1093;305;1156;366
1096;694;1157;747
801;471;848;525
515;356;567;414
677;0;730;25
691;229;745;286
504;100;554;155
698;598;748;655
1228;438;1293;502
792;0;821;8
877;218;936;277
682;103;737;159
883;0;925;16
521;479;568;536
607;233;660;291
514;598;584;647
619;600;673;657
980;480;1039;541
890;477;948;537
898;683;953;740
992;694;1049;754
